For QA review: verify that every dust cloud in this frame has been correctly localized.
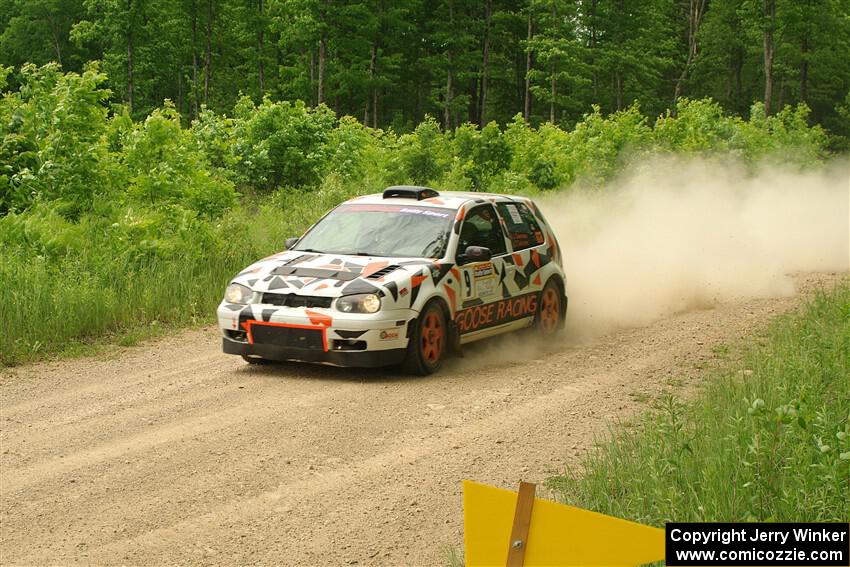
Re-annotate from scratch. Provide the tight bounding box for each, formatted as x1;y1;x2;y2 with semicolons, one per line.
540;156;850;340
450;157;848;371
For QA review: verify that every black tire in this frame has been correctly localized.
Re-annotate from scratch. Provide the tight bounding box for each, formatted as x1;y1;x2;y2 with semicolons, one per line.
534;279;565;335
402;301;448;375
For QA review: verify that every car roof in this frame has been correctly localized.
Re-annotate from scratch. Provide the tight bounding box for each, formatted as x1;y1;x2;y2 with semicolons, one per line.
344;189;531;210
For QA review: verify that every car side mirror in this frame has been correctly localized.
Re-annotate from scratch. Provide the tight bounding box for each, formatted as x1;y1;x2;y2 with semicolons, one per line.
284;237;299;250
458;245;491;265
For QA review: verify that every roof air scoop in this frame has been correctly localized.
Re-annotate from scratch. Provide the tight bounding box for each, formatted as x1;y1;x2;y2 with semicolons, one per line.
382;186;440;200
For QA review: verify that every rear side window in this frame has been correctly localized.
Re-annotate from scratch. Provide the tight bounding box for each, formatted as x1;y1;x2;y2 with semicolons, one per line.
496;202;545;251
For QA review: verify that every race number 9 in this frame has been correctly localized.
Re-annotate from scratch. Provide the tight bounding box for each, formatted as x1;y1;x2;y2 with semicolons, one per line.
463;270;473;298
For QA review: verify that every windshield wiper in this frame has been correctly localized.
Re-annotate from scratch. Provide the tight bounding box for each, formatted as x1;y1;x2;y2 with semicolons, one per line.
420;233;447;258
342;251;386;257
294;248;325;253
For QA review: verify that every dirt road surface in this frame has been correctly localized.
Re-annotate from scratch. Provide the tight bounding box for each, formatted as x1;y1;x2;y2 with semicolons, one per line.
1;273;844;566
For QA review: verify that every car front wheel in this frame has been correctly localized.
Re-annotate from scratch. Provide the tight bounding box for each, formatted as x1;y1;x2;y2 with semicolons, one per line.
403;301;447;375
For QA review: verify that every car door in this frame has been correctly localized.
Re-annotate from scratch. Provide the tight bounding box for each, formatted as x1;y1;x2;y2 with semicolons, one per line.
453;204;513;337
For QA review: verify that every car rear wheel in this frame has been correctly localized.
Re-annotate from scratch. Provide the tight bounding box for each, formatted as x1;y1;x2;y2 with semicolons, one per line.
535;280;563;335
403;301;447;375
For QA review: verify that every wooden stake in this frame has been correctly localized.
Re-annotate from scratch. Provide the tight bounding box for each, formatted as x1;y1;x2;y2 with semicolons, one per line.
506;481;536;567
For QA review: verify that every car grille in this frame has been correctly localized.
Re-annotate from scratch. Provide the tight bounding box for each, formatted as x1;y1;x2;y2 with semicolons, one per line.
250;324;325;350
261;293;332;309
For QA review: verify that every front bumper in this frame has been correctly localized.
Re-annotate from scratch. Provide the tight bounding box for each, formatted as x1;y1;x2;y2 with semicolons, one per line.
217;301;414;368
222;337;406;367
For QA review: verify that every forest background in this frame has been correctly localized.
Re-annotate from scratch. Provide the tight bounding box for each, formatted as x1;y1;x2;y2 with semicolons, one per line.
1;0;847;364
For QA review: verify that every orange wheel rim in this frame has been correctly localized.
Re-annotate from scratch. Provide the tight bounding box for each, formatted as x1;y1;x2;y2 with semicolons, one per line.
540;288;560;333
421;311;444;364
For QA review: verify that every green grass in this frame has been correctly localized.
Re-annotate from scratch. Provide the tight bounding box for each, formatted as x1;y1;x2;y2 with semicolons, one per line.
548;283;850;523
0;251;234;365
0;179;375;366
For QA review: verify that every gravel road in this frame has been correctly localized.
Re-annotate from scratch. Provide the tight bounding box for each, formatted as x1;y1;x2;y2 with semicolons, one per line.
1;272;843;566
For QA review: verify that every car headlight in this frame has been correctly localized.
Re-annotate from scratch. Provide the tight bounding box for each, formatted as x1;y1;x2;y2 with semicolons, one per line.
225;283;253;304
336;293;381;314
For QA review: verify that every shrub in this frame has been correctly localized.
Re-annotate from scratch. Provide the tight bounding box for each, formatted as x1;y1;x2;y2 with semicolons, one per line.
228;96;336;190
395;116;450;185
121;105;237;218
653;98;738;154
451;121;512;190
0;62;113;217
566;104;652;186
733;102;828;165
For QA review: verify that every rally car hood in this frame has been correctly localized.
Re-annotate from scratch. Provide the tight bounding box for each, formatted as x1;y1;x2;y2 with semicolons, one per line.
230;250;442;299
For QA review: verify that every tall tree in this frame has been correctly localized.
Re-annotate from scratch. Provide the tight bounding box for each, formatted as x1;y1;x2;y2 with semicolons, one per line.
1;0;846;142
0;0;93;72
422;0;478;129
673;0;707;105
270;0;322;106
528;0;589;124
257;0;266;91
523;8;533;120
691;0;752;115
316;0;328;105
203;0;214;105
761;0;776;114
71;0;148;114
478;0;493;124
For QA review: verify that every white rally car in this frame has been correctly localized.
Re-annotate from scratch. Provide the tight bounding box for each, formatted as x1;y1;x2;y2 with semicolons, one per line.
218;186;567;374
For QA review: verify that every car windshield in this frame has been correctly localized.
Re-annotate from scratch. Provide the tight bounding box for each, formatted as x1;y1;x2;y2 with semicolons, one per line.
294;203;454;258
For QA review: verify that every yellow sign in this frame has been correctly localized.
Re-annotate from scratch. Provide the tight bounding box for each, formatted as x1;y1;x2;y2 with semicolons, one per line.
464;480;665;566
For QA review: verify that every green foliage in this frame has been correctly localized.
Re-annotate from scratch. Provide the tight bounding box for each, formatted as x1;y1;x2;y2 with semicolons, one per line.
395;116;450;186
190;106;237;173
452;121;512;190
0;0;93;75
227;97;336;190
548;285;850;522
652;98;827;164
503;115;564;190
654;98;739;153
566;104;653;185
0;62;111;217
324;115;378;181
735;102;829;163
120;104;237;217
0;64;833;365
2;0;849;150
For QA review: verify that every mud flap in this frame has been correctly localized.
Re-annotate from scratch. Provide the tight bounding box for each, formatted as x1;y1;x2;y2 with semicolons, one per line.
448;319;464;357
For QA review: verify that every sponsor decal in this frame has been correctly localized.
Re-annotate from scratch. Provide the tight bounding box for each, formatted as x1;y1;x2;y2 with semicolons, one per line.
504;203;523;224
476;277;497;298
378;329;400;341
510;232;531;248
473;262;494;279
336;204;451;218
455;292;538;334
399;207;451;218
